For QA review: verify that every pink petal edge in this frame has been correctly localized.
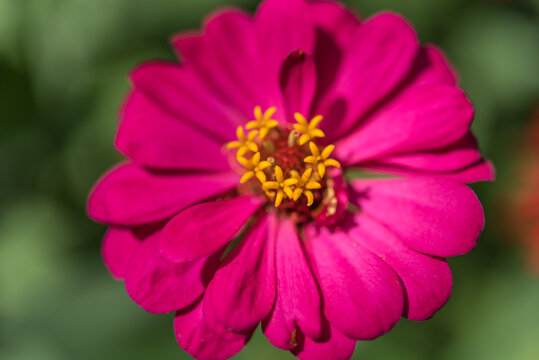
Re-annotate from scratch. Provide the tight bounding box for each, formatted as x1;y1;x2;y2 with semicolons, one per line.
205;213;277;333
159;196;263;262
350;177;485;257
124;232;222;314
263;216;323;350
87;163;238;226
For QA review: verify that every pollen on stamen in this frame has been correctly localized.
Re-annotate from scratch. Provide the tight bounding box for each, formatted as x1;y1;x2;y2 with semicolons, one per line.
226;106;341;218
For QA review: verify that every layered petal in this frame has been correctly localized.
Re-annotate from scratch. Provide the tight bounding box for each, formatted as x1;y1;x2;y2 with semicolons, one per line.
345;214;452;321
308;0;361;48
129;61;238;140
87;163;238;226
336;85;474;165
304;225;404;340
102;226;145;279
365;132;494;183
124;232;222;313
172;9;263;119
376;133;482;172
174;298;251;360
202;292;255;341
406;45;457;89
263;217;322;350
159;196;263;262
321;12;419;138
310;0;361;109
116;91;231;171
254;0;316;119
362;159;496;184
205;214;276;333
280;50;317;119
350;177;484;257
292;323;356;360
441;160;495;183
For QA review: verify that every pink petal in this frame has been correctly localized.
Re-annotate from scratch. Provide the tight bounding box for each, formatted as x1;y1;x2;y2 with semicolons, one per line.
202;9;266;112
202;292;254;341
321;12;419;138
444;160;495;183
292;323;356;360
254;0;315;120
345;214;452;321
308;0;361;47
304;225;404;340
349;177;485;257
205;214;276;333
263;217;322;350
280;50;317;120
407;45;458;89
361;159;496;184
336;85;474;165
254;0;315;70
87;163;238;226
333;45;463;169
116;90;231;171
171;31;202;64
172;10;264;119
159;196;263;262
309;0;361;110
175;298;252;360
129;61;238;140
376;133;482;172
124;232;222;314
101;226;147;279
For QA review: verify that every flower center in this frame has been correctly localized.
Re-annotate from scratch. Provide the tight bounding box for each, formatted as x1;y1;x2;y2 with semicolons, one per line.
226;106;341;220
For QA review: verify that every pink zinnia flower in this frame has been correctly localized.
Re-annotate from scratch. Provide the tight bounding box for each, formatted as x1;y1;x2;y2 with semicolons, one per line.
88;0;494;359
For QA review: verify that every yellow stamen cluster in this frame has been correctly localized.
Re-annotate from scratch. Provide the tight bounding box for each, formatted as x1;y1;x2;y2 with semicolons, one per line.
226;106;341;208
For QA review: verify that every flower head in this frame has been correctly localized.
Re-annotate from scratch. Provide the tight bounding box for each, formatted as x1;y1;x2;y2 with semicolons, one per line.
88;1;493;359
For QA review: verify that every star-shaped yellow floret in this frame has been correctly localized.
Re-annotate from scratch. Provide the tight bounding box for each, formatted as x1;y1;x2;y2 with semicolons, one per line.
293;113;325;145
246;106;279;139
226;126;259;157
237;152;272;184
304;142;341;178
290;168;321;206
263;165;298;207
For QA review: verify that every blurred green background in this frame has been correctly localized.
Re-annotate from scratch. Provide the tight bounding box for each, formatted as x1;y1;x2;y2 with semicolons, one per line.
1;0;538;359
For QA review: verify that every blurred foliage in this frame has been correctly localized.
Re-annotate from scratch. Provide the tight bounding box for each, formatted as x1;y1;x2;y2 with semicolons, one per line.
0;0;538;359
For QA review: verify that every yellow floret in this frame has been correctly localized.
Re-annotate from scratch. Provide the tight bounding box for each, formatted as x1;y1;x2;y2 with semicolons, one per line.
304;142;341;178
246;106;279;139
290;168;321;206
293;113;325;145
237;152;272;184
226;126;259;158
263;165;298;207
